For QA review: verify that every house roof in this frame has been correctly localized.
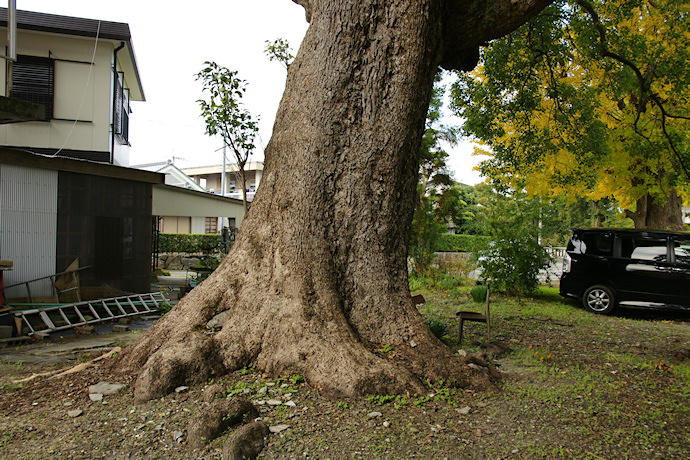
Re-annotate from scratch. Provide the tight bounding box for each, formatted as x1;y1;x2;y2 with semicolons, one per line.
0;7;145;101
0;8;132;41
181;162;265;176
0;148;163;184
131;161;208;192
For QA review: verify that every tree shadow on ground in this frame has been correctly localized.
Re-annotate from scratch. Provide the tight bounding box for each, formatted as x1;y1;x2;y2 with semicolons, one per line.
613;306;690;323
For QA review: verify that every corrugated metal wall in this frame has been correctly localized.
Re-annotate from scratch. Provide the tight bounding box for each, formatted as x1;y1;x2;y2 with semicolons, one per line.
0;164;58;298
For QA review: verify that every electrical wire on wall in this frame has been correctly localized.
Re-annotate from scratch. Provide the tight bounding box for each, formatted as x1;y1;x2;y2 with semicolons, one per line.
34;20;102;158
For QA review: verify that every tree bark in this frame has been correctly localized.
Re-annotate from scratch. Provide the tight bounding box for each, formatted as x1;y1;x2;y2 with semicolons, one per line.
625;189;685;231
118;0;552;402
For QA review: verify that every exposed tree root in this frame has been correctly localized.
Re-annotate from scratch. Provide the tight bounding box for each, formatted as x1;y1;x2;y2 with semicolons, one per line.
118;267;495;403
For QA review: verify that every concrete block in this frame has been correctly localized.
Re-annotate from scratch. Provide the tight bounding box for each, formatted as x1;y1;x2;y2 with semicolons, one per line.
32;331;50;341
75;325;95;335
0;325;12;338
0;336;31;347
113;325;129;333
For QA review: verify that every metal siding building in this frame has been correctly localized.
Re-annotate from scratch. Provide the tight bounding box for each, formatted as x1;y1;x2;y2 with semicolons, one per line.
0;150;163;299
0;163;57;298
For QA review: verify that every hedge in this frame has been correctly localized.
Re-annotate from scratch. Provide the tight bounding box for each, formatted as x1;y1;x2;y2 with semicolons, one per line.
160;232;486;254
434;234;490;253
159;233;224;253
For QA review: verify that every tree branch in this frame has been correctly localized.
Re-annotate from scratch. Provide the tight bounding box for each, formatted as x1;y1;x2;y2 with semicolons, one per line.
440;0;554;70
575;0;690;181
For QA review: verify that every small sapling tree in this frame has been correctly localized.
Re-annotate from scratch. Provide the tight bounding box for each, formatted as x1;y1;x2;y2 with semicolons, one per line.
196;61;258;213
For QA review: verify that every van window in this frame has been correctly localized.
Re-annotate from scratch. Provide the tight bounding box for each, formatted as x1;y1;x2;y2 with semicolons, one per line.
673;238;690;265
620;237;668;262
580;232;613;256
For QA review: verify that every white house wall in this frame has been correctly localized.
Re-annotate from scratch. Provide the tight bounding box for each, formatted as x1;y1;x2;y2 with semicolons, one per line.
152;185;244;229
0;30;134;160
0;164;58;298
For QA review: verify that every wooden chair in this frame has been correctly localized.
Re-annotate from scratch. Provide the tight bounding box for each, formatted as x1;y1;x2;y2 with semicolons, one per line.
412;294;425;306
456;283;490;344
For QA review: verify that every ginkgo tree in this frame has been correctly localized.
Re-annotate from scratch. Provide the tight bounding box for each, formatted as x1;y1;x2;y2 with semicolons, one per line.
451;0;690;230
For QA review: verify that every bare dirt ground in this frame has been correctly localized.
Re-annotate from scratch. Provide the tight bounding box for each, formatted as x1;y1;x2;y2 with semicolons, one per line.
1;289;689;459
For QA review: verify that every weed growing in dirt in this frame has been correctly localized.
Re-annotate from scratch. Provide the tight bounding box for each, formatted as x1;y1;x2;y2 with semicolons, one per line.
0;429;16;447
424;317;448;340
367;394;396;405
0;381;23;392
289;374;305;384
2;283;688;459
412;395;430;407
240;363;256;375
377;343;395;355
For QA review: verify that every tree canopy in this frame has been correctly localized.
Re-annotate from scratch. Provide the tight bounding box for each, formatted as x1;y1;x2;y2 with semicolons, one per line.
451;0;690;229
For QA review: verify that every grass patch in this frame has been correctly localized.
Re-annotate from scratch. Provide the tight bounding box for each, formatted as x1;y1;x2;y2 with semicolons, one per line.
410;279;690;459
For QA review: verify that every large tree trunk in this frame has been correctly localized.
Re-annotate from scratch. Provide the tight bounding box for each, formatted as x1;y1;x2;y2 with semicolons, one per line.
625;189;685;231
119;0;551;402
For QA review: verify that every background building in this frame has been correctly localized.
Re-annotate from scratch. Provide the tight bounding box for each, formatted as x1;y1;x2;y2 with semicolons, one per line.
182;161;264;202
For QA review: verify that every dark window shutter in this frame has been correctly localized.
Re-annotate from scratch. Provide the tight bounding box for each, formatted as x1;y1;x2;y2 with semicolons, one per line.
114;73;123;135
12;55;54;120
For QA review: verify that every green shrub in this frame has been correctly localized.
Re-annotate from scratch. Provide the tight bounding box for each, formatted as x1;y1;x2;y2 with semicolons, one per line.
476;235;549;296
159;233;222;254
157;302;173;315
436;277;461;290
434;234;490;252
470;285;488;303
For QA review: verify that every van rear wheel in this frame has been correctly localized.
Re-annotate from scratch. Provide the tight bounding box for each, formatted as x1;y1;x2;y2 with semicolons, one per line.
583;285;616;314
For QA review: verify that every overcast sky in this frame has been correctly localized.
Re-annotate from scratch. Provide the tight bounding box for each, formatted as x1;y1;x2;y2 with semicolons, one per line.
19;0;484;184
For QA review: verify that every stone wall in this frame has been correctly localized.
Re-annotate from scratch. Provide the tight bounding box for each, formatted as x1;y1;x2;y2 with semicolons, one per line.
158;254;219;271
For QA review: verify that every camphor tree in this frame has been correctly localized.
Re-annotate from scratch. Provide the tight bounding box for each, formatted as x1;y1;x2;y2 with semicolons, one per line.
196;62;259;213
118;0;552;402
451;0;690;230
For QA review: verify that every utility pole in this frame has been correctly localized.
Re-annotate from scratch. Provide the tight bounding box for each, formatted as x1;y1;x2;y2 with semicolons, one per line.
4;0;17;95
220;142;227;228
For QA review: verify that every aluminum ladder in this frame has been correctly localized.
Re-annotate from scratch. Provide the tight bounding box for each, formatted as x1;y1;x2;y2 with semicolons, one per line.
12;292;168;336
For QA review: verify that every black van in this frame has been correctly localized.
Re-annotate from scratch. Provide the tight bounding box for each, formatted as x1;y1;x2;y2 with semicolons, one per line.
560;228;690;314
